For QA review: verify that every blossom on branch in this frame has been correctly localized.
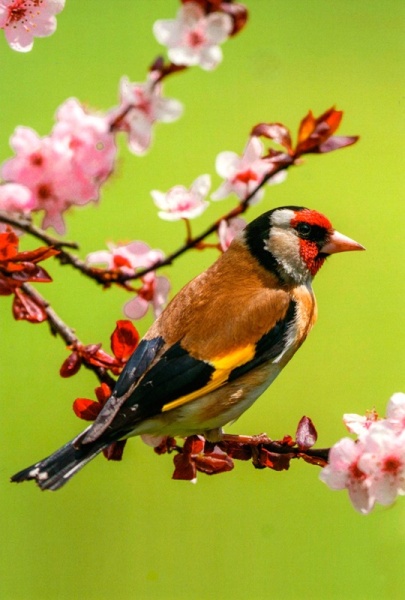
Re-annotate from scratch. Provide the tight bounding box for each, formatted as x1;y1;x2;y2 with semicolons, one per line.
151;174;211;221
217;216;246;251
111;76;183;155
320;393;405;514
153;2;233;71
212;137;284;204
0;0;65;52
86;241;170;320
0;183;35;232
1;100;117;234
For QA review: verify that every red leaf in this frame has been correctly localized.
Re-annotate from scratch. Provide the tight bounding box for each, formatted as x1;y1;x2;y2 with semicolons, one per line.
11;246;59;264
0;229;18;260
314;135;359;154
295;107;345;155
9;263;53;283
83;345;119;369
110;320;140;362
257;448;292;471
172;453;196;481
295;416;318;450
195;448;234;475
103;440;127;461
0;273;13;295
12;289;47;322
221;441;252;461
219;2;249;36
60;352;82;378
251;122;293;152
95;382;112;406
300;453;328;468
72;398;102;421
183;435;205;455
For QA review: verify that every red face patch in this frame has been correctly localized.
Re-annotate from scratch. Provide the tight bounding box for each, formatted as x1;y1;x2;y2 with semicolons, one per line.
291;209;332;276
290;209;332;230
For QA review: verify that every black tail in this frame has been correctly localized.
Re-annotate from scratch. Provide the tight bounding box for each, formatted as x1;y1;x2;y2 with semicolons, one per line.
10;433;108;491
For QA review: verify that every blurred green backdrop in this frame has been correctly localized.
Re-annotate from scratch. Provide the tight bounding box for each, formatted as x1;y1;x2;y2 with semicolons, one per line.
1;1;404;599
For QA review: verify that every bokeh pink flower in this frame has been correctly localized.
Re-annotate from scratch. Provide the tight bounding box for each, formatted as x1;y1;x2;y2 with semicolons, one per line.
0;0;65;52
151;174;211;221
153;2;232;71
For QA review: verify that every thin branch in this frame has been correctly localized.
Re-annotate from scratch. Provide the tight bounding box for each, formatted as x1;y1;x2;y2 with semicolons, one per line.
0;156;293;287
20;283;116;386
0;211;78;249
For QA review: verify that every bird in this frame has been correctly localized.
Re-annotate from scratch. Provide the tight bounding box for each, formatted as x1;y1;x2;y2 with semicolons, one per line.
11;205;364;490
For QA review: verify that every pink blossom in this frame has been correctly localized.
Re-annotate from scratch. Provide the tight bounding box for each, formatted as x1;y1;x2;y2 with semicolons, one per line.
321;393;405;514
0;182;35;212
112;76;183;155
212;137;286;205
2;126;75;233
359;423;405;506
53;98;117;185
217;217;246;251
86;241;170;320
343;409;379;437
1;101;117;234
86;241;165;275
319;437;374;514
386;392;405;433
153;2;232;71
0;0;65;52
124;271;171;320
0;182;35;232
151;174;211;221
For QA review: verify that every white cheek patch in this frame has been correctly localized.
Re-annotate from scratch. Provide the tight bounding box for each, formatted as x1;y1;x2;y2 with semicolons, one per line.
266;230;310;284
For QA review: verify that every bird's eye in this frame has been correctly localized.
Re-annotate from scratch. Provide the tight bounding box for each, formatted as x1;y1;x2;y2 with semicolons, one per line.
296;222;312;238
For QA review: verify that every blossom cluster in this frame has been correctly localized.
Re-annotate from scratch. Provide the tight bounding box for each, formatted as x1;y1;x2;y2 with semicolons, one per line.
0;0;65;52
320;393;405;514
86;241;171;320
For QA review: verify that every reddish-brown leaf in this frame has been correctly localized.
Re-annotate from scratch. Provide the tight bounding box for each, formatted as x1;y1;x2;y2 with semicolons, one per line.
12;288;47;322
10;246;59;264
296;416;318;450
95;382;112;406
295;107;344;155
300;453;328;468
60;352;82;378
0;229;18;260
0;273;13;295
183;435;205;455
221;441;252;461
257;448;292;471
172;453;196;481
72;398;102;421
313;135;359;154
110;320;140;362
195;448;234;475
103;440;127;461
220;2;248;36
251;122;293;152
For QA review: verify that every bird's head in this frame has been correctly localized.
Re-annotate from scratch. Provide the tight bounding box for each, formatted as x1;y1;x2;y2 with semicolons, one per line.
244;206;365;285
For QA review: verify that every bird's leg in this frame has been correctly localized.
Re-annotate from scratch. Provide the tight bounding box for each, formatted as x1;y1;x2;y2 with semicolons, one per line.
203;428;224;443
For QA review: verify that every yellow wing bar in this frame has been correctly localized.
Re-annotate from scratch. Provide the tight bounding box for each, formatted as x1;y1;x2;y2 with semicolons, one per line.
161;344;255;412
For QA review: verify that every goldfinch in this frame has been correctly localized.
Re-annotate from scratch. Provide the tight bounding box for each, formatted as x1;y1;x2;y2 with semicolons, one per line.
11;206;364;490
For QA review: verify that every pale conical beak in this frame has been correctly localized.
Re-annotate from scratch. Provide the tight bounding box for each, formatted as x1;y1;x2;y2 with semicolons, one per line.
321;230;365;255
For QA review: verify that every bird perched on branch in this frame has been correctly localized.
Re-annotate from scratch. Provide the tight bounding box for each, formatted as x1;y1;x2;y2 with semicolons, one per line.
11;206;364;490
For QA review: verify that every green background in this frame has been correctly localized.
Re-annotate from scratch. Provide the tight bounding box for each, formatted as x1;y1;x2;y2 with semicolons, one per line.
1;1;404;599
